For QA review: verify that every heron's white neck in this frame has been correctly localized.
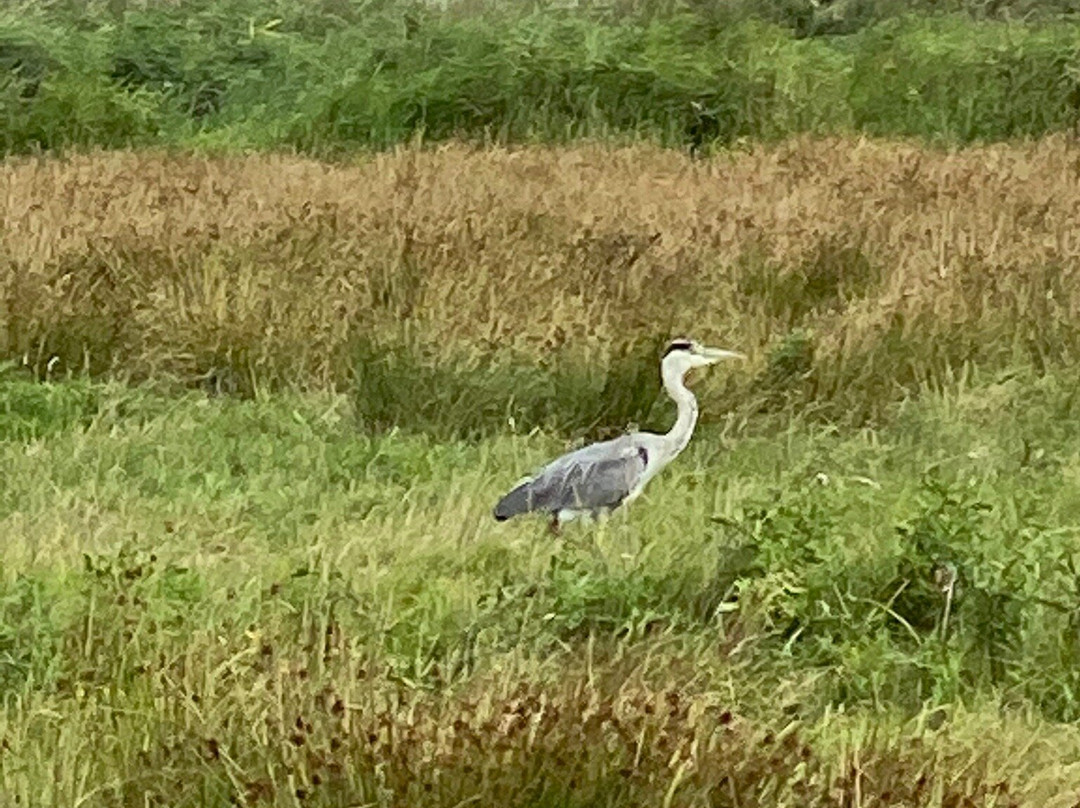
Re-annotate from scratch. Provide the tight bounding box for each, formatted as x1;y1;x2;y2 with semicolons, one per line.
660;360;698;460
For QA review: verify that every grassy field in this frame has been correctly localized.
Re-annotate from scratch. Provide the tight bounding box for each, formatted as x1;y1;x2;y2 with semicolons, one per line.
2;138;1080;804
4;351;1080;805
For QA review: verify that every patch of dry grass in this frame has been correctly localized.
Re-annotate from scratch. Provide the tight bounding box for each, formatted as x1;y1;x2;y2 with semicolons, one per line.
3;137;1079;425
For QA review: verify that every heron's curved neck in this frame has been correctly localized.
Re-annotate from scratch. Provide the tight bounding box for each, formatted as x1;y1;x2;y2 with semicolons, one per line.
661;362;698;459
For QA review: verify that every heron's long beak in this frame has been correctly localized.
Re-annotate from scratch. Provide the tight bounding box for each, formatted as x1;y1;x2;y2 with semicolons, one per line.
700;347;746;364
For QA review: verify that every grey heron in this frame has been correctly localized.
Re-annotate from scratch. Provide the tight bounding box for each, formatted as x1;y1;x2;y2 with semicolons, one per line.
493;338;745;533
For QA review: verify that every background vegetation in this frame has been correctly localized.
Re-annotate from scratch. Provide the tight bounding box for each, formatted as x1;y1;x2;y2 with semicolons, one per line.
4;0;1080;155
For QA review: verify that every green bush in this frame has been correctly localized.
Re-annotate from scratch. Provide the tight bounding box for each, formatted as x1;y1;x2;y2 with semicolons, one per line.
3;3;1080;154
850;17;1080;141
707;469;1080;714
0;17;167;153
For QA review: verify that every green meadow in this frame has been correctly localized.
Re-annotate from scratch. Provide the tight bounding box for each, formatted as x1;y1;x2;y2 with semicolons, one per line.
4;363;1080;806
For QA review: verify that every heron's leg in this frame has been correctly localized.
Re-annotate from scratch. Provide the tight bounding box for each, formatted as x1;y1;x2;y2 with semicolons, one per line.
548;515;561;537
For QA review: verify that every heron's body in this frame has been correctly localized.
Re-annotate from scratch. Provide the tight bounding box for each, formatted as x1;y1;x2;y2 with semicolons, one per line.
493;338;743;532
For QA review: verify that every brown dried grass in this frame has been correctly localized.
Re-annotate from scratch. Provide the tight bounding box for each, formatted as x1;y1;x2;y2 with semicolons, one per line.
2;137;1078;419
30;615;1059;808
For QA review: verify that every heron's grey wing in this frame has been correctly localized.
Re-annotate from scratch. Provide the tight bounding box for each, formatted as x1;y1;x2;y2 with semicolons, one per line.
552;447;648;512
493;439;648;520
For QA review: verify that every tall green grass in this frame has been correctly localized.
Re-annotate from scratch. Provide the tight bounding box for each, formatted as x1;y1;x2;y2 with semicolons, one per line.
3;363;1080;804
4;1;1080;155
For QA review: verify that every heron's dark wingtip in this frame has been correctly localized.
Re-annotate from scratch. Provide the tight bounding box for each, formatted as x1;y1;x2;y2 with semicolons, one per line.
492;497;512;521
493;483;531;521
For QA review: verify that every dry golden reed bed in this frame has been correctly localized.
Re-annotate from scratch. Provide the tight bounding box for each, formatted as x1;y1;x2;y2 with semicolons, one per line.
2;137;1079;418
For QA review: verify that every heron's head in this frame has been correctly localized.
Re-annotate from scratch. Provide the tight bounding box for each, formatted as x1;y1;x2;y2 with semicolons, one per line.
661;337;745;376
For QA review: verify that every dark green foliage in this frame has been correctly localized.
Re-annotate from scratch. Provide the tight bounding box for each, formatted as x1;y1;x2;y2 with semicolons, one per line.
700;467;1080;715
0;365;100;441
0;574;60;696
5;3;1080;154
849;18;1080;142
109;10;249;119
752;330;817;412
0;17;167;153
0;26;53;98
891;473;994;637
